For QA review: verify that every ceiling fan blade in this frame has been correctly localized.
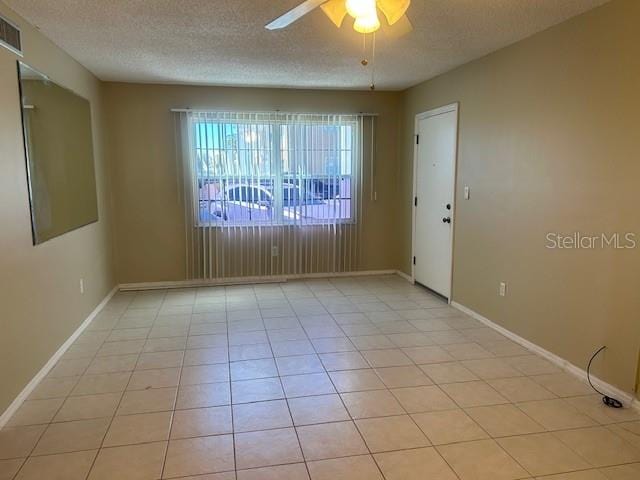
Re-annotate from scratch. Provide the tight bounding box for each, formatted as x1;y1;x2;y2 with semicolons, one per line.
265;0;328;30
381;14;413;39
320;0;348;28
378;0;411;26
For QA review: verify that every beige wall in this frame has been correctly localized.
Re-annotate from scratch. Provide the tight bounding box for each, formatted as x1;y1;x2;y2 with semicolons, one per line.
399;0;640;393
103;83;402;283
0;2;115;413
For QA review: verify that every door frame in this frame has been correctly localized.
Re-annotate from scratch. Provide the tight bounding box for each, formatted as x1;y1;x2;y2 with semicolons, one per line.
411;102;460;303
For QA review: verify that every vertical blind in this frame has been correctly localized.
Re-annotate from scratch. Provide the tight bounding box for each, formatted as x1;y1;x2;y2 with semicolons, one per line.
173;111;374;280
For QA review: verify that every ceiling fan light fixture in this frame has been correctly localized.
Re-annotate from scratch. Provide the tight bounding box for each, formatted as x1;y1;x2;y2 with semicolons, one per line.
353;12;381;33
266;0;412;37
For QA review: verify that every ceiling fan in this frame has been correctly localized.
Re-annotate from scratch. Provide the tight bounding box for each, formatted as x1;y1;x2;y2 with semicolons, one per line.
266;0;412;37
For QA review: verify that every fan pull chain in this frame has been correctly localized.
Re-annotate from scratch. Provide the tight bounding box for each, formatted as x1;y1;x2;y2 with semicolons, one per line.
370;32;376;91
360;32;376;91
361;33;369;66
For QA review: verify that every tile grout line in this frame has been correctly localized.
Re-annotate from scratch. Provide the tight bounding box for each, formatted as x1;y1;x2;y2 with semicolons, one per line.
85;289;165;480
226;285;241;477
274;287;314;479
159;289;192;480
299;281;390;480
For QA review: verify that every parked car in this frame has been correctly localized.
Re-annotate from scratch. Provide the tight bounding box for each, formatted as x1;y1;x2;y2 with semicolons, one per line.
200;181;351;224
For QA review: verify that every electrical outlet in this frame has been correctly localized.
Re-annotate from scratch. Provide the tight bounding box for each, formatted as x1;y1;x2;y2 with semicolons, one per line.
79;278;85;294
271;246;279;257
499;282;507;297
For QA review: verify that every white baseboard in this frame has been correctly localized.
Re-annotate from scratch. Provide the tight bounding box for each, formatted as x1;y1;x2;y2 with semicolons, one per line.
119;269;400;291
0;286;119;429
395;269;414;284
451;301;638;408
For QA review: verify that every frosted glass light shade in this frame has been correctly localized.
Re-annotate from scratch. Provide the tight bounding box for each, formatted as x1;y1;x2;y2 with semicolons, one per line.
354;13;381;33
346;0;376;19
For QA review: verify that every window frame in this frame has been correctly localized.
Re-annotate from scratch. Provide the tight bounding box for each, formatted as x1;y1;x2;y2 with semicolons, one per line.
191;116;359;228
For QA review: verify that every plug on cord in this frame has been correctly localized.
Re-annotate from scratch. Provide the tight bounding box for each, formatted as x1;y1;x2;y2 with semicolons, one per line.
587;346;623;409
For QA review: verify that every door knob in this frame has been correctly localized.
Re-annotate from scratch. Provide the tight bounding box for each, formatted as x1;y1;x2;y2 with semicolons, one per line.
442;217;451;224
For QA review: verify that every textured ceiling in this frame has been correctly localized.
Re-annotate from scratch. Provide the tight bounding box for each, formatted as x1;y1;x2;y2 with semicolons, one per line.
6;0;609;90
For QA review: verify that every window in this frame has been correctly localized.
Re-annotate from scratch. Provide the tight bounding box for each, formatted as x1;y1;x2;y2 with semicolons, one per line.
193;114;358;226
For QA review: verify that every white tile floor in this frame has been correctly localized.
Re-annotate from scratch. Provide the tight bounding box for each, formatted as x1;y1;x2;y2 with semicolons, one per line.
0;275;639;479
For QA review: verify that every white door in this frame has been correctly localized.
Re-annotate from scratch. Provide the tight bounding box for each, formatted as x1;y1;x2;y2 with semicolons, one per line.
413;104;458;298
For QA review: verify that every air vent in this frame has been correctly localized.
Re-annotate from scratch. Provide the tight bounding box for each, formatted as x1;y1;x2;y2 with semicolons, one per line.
0;14;22;56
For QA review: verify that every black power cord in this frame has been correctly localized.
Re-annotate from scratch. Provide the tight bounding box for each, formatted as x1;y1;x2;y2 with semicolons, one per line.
587;346;624;409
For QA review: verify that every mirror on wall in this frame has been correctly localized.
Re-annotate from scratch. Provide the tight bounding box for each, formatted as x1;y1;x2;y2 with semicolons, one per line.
17;61;98;245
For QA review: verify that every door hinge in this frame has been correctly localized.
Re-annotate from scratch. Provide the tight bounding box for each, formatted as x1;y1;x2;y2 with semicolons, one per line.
415;134;419;145
414;197;418;207
413;256;416;265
